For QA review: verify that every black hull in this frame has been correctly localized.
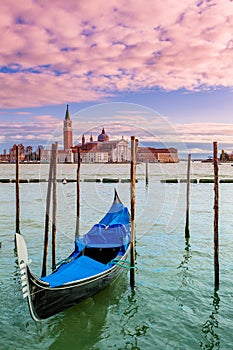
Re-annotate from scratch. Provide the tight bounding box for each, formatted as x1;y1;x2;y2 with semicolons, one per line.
16;190;131;321
26;249;129;320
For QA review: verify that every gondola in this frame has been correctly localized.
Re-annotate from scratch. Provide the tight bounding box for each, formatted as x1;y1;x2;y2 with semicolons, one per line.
16;190;131;321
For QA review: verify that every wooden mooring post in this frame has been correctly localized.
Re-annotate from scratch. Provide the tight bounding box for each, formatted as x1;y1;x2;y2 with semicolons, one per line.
213;141;219;290
52;142;58;271
145;160;149;186
16;145;20;234
42;144;54;277
75;148;81;238
130;136;136;288
185;154;191;239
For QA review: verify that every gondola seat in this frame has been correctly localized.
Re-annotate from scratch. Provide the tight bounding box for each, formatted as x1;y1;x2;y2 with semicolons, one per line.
41;256;108;287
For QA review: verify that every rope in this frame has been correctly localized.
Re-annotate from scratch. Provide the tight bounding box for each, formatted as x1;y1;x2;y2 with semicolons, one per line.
110;257;137;269
52;257;73;270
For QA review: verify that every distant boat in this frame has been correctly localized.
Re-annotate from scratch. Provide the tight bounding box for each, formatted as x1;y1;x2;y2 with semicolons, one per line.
202;157;221;164
202;156;213;163
15;190;130;321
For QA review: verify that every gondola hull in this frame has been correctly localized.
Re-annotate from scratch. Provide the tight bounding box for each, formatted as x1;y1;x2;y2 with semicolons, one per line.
16;190;131;321
27;252;128;320
16;233;129;321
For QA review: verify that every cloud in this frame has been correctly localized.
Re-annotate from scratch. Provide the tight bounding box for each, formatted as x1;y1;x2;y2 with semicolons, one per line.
16;111;32;115
175;122;233;143
181;147;211;155
0;113;63;149
0;101;185;150
0;0;233;108
71;102;182;146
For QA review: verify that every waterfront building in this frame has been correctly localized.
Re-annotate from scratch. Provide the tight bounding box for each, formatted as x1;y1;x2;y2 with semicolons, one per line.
137;146;179;163
0;105;178;163
72;129;130;163
58;148;73;163
0;149;10;162
81;149;109;163
156;148;179;163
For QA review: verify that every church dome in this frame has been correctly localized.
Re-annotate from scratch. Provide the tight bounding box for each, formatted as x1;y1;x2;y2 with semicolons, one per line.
98;128;109;142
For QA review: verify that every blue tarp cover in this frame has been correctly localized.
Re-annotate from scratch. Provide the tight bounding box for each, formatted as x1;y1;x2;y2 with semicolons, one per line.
82;223;129;247
40;195;130;287
75;202;130;249
41;256;108;287
99;203;129;226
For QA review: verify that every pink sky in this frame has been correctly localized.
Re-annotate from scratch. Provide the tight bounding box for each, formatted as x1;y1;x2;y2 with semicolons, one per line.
1;0;233;156
1;0;233;107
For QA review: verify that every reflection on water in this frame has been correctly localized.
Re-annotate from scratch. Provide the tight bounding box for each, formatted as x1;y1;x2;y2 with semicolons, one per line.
177;239;221;350
199;291;220;350
94;286;151;350
48;276;128;350
121;291;149;350
177;238;192;287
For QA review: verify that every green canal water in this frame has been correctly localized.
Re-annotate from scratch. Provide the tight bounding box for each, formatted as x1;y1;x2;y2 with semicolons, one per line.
1;162;233;349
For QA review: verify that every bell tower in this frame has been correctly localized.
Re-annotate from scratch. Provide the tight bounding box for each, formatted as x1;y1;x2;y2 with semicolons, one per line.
63;104;73;151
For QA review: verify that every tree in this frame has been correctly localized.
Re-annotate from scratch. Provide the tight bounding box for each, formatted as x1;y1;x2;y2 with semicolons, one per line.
26;145;33;161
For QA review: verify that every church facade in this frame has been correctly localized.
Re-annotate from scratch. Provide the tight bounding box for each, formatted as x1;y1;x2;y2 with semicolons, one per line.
54;105;178;164
58;105;130;163
72;129;130;163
